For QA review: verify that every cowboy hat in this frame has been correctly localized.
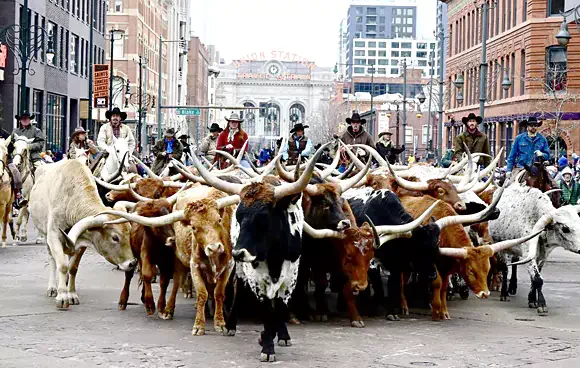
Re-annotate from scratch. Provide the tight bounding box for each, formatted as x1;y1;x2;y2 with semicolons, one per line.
15;111;35;120
178;134;190;140
345;112;366;124
71;126;87;138
378;131;393;138
461;113;483;125
225;112;244;123
207;123;223;133
105;107;127;121
519;116;543;127
290;123;309;134
164;128;177;138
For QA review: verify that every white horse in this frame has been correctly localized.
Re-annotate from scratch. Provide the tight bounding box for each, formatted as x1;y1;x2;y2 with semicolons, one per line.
12;134;44;244
0;137;15;247
98;136;132;182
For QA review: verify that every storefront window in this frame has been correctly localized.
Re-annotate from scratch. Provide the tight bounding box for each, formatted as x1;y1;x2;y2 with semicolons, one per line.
46;93;66;155
32;90;43;129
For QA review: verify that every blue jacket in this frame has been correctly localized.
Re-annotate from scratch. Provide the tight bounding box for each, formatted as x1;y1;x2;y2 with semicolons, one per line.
506;133;550;172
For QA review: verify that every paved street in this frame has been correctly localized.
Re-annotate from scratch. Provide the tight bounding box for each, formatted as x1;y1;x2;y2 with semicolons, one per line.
2;224;580;368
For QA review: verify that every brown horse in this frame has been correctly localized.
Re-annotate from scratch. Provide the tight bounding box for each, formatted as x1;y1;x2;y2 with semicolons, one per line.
0;137;16;247
522;161;561;208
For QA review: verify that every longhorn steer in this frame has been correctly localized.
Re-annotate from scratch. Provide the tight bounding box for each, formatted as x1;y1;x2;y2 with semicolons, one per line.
488;185;580;314
29;159;137;308
115;199;176;316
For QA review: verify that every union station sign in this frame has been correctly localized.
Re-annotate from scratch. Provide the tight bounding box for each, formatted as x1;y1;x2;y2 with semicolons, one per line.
233;50;317;70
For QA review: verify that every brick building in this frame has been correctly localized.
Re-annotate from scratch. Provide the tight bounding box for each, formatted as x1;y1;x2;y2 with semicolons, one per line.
442;0;580;163
186;36;209;144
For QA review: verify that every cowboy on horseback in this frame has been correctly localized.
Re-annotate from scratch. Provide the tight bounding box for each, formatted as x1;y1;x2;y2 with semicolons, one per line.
151;128;183;176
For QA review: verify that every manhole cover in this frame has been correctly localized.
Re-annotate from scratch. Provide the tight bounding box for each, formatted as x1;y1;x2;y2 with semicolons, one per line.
515;318;535;321
409;362;437;367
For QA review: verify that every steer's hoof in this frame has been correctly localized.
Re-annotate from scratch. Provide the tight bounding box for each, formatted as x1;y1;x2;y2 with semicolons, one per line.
528;302;538;309
56;295;69;309
118;303;127;310
46;288;57;297
223;329;236;336
350;320;365;328
35;238;44;244
214;325;226;333
278;339;292;347
508;283;517;295
288;317;301;325
191;327;205;336
260;353;276;362
500;295;510;302
183;292;193;299
69;293;80;305
20;235;27;242
537;306;549;315
401;307;409;316
158;311;174;320
1;242;6;248
312;314;328;322
386;314;400;321
443;312;451;320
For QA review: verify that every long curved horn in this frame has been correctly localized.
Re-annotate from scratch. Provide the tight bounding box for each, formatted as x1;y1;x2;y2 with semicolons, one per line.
275;156;296;183
436;162;457;180
200;155;214;169
303;221;345;239
457;143;473;189
59;215;110;250
349;143;389;167
163;180;188;188
165;182;193;205
128;185;153;202
375;200;442;235
509;212;555;266
318;151;342;179
435;184;505;230
216;195;241;209
439;247;468;258
515;169;526;185
131;155;160;179
472;173;494;194
478;147;504;180
365;215;381;248
101;152;127;182
93;176;137;191
386;160;429;191
211;149;244;169
377;231;413;247
339;157;372;193
189;151;246;195
544;188;562;196
489;229;545;254
273;142;330;200
455;167;481;193
171;159;209;184
339;140;366;170
100;209;186;227
250;154;281;181
113;201;137;212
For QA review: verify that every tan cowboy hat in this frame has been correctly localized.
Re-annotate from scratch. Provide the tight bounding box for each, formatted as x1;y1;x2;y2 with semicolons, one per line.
71;126;87;139
225;112;244;123
164;128;177;137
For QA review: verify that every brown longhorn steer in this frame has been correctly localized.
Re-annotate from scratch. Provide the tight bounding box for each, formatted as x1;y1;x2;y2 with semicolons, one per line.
105;177;180;203
117;199;176;315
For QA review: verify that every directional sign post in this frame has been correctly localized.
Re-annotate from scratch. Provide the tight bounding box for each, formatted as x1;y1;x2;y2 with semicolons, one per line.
175;107;201;116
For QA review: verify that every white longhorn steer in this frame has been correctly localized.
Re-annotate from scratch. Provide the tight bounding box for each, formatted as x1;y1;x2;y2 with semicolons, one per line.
29;159;137;308
488;185;580;315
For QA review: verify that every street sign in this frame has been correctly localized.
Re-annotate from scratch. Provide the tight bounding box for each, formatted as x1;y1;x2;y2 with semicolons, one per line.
93;64;109;108
175;107;201;116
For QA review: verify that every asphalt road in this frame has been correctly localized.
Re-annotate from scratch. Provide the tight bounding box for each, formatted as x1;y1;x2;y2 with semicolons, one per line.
2;225;580;368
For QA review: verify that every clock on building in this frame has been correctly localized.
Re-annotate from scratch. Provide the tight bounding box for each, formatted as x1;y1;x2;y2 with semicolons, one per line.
268;64;280;76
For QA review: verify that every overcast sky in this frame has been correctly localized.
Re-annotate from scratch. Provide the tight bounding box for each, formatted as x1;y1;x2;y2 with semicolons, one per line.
190;0;437;67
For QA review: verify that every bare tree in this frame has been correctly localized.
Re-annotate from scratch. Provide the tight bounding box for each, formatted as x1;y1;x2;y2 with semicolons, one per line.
308;99;341;145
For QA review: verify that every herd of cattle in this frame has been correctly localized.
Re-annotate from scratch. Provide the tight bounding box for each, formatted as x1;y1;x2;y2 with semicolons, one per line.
5;135;580;362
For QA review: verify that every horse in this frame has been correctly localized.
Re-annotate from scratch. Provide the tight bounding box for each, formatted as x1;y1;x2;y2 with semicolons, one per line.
522;160;561;208
95;136;131;183
12;134;44;244
0;137;16;247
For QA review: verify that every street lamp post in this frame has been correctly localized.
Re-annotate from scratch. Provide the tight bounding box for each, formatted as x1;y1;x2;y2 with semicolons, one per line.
369;66;376;133
156;36;185;140
108;29;125;110
402;59;408;163
556;5;580;47
0;14;55;116
427;51;436;152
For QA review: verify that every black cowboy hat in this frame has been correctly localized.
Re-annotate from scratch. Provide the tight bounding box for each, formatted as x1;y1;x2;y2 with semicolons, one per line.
345;112;366;124
290;123;309;133
378;131;393;138
178;134;190;140
105;107;127;121
520;116;543;127
207;123;223;133
461;113;483;125
15;111;35;120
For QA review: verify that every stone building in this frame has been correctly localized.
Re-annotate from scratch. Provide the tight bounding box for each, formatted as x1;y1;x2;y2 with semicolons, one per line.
442;0;580;163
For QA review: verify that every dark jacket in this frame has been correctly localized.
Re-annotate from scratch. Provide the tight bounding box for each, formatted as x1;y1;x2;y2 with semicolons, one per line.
340;126;375;146
151;138;184;175
13;124;46;161
376;139;404;164
453;129;491;166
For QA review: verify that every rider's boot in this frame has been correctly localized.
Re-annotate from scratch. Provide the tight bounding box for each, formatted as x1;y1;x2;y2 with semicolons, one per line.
14;191;28;209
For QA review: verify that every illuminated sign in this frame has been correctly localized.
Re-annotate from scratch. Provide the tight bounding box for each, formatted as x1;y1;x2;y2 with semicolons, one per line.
234;50;316;70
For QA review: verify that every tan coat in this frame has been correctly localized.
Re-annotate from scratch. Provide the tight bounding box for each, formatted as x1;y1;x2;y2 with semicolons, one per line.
97;123;136;154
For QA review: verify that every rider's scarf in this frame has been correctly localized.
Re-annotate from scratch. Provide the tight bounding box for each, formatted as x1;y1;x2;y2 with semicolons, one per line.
165;139;174;154
227;128;239;143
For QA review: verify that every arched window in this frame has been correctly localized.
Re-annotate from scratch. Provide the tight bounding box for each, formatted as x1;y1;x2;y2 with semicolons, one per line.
264;102;281;137
289;103;306;125
241;102;256;136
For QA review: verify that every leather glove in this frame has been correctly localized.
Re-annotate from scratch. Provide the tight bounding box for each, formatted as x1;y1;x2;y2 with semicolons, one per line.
357;148;366;156
226;144;234;150
534;150;544;157
506;172;512;179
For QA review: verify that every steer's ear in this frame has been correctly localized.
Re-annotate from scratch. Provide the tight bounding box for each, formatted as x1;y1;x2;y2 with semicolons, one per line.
59;228;76;253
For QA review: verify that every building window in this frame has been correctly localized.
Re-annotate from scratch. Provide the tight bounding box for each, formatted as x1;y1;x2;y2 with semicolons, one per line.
391;51;399;57
70;33;79;73
354;41;365;47
549;0;564;16
355;50;365;56
60;27;65;69
367;59;376;65
520;50;526;95
264;103;281;137
46;93;67;155
401;42;412;49
241;102;256;136
546;46;567;91
391;68;399;75
368;50;376;57
418;60;427;66
405;127;413;144
113;36;124;58
416;51;427;58
367;7;377;15
32;90;43;129
377;68;386;74
422;125;432;144
391;60;399;66
355;59;366;65
64;31;69;71
392;42;399;48
401;51;411;58
114;0;122;12
368;41;376;48
378;59;388;65
289;103;306;125
417;43;427;49
356;16;363;23
356;24;363;32
379;41;386;48
378;50;387;57
354;67;365;74
47;22;57;66
355;7;363;15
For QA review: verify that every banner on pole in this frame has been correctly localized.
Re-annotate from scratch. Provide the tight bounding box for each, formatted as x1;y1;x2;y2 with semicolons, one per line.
93;64;109;108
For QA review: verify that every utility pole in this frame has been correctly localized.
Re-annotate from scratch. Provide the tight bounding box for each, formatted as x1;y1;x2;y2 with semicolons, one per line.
395;105;400;147
437;0;445;160
137;55;143;151
401;59;408;163
108;30;114;110
157;35;163;140
370;67;375;134
427;51;435;153
88;0;95;130
142;57;148;152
